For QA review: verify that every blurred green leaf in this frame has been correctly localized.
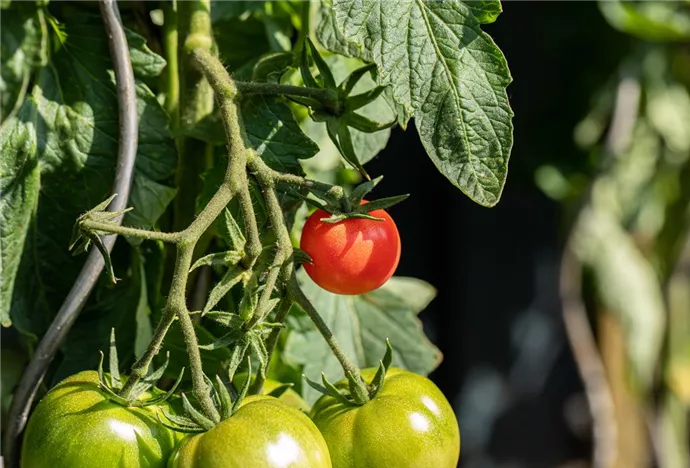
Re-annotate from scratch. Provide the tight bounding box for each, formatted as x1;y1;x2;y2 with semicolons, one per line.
599;0;690;42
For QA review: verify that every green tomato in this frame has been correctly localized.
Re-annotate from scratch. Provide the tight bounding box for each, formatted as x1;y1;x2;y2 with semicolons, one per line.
310;368;460;468
21;370;180;468
168;395;331;468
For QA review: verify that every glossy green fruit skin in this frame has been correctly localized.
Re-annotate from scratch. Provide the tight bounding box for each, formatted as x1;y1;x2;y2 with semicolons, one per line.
21;370;179;468
310;368;460;468
168;395;332;468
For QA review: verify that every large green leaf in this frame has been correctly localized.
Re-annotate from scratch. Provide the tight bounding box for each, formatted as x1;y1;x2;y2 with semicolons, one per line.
0;2;46;123
330;0;513;206
0;100;40;327
284;271;442;403
1;11;176;334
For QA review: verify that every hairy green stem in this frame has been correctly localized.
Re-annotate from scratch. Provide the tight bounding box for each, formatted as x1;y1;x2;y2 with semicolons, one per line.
272;170;349;209
236;81;338;105
175;0;214;232
81;220;181;243
288;276;369;401
163;0;179;129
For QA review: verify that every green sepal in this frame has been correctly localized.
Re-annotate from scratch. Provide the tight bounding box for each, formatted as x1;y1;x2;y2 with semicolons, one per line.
108;328;121;389
303;373;351;406
231;357;252;415
88;231;119;283
349;176;383;206
135;366;185;408
286;95;327;110
226;339;250;380
157;409;207;434
299;39;320;89
356;194;409;213
182;393;217;429
343;112;396;133
190;250;244;272
369;339;393;397
292;249;313;265
347;372;370;405
327;119;370;181
345;86;387;112
306;38;336;89
214;375;234;420
319;212;384;224
339;63;377;96
249;335;269;379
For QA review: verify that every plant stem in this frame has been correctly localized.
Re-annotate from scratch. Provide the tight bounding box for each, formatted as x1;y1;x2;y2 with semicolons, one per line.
272;171;348;207
236;81;338;106
81;220;181;243
250;298;292;395
163;0;179;129
287;275;369;401
175;0;214;232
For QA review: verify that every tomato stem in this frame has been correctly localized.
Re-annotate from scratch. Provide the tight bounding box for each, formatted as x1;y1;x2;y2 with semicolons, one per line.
287;276;370;403
236;81;339;109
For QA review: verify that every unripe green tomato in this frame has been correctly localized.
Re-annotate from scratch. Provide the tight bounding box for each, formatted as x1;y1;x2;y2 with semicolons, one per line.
168;395;331;468
21;371;180;468
310;368;460;468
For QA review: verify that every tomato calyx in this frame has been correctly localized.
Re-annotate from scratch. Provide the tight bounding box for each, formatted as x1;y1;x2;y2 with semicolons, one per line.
97;329;184;408
297;175;409;224
159;357;260;434
69;193;132;283
304;339;395;406
296;38;396;179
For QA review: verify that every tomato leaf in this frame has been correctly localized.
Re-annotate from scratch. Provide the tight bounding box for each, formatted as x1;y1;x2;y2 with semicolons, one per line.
0;100;41;327
329;0;513;207
1;10;176;335
463;0;502;24
285;271;442;403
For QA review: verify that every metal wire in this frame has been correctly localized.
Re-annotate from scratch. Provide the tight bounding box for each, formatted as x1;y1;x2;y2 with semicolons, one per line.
3;1;138;465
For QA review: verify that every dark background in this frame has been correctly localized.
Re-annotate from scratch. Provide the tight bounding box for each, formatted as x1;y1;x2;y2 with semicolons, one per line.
366;3;630;467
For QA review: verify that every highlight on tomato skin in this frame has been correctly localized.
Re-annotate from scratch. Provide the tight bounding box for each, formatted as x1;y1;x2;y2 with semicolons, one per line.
299;204;401;295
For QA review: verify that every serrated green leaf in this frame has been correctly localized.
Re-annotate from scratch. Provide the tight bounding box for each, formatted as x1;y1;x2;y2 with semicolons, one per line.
0;99;40;326
463;0;502;24
242;95;319;173
285;271;441;403
332;0;513;206
3;11;176;336
203;266;245;315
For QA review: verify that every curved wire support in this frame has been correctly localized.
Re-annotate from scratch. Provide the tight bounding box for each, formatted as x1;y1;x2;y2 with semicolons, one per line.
3;1;138;465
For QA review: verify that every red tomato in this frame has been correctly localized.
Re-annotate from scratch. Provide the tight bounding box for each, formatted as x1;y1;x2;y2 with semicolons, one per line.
300;202;401;295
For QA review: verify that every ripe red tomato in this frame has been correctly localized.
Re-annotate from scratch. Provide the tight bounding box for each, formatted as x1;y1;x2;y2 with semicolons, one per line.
300;203;401;295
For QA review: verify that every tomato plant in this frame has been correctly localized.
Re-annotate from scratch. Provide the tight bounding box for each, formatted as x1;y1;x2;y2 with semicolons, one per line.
167;396;330;468
1;0;514;467
310;367;460;468
21;371;180;468
300;203;401;295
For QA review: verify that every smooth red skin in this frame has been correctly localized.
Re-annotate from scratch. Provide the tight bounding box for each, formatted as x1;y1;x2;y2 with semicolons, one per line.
300;206;401;295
